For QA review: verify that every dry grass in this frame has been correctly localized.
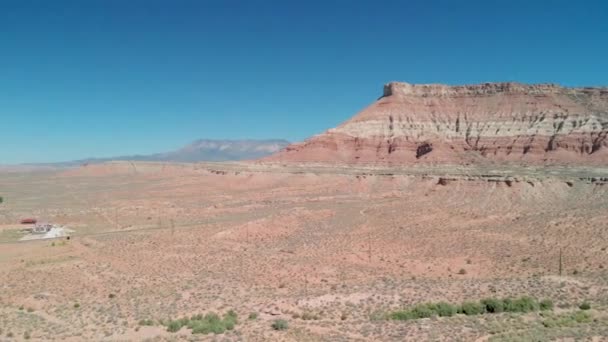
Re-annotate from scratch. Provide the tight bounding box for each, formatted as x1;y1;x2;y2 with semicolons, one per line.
0;162;607;340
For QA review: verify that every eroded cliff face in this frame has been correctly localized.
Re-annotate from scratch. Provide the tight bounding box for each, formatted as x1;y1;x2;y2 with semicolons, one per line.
267;82;608;165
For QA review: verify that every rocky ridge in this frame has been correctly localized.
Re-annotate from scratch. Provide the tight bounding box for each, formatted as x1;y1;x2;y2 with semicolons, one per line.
266;82;608;165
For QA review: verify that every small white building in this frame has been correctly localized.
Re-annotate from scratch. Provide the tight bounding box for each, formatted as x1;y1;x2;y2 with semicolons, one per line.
32;223;53;234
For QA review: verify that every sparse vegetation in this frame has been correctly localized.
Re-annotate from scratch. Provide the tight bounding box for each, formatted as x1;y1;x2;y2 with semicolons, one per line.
539;299;554;311
2;162;608;341
164;311;238;334
459;301;485;315
138;319;154;326
271;319;289;331
579;301;591;310
481;298;504;313
542;310;592;328
390;297;553;321
503;296;538;313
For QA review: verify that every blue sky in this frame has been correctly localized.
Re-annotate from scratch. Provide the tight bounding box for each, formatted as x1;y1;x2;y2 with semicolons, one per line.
1;0;607;163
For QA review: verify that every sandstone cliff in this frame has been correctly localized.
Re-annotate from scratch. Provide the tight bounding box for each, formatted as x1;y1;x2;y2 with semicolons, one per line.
266;82;608;165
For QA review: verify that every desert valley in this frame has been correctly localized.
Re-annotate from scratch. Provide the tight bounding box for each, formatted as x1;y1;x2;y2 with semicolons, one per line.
1;82;608;341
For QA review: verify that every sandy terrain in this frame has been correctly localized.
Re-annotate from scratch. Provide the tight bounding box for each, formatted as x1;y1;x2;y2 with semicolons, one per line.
0;161;607;341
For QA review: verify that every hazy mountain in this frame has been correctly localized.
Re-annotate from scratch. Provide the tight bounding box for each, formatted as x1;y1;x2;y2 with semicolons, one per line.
9;139;290;169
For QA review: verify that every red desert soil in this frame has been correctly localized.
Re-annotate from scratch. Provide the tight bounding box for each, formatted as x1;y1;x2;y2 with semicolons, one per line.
1;161;607;341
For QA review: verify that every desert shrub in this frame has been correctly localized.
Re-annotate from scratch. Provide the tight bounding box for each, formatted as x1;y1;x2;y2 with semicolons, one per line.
108;293;116;299
165;311;238;335
389;310;413;321
434;302;457;317
391;302;455;320
410;304;434;319
191;320;224;334
459;301;484;315
457;268;467;275
390;296;552;322
73;303;80;309
369;310;386;321
271;319;289;331
539;299;554;311
223;310;238;330
191;313;222;334
579;301;591;310
138;319;154;326
166;320;184;333
481;298;504;313
542;310;592;328
504;296;538;313
248;312;258;320
574;310;592;323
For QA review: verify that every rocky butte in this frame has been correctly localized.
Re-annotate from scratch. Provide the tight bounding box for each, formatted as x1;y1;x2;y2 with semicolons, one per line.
266;82;608;165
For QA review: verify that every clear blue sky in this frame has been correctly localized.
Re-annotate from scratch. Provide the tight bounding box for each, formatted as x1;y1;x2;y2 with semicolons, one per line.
2;0;607;163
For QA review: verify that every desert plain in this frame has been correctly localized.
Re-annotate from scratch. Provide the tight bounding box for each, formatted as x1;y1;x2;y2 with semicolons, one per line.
1;161;608;341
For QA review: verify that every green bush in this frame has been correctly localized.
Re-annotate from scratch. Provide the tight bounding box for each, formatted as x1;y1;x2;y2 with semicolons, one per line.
503;296;538;313
539;299;554;311
579;301;591;310
481;298;504;313
389;296;552;322
433;302;457;317
223;310;238;330
248;312;258;320
164;311;239;335
410;304;435;319
389;310;413;321
271;319;289;331
166;320;184;333
459;301;485;315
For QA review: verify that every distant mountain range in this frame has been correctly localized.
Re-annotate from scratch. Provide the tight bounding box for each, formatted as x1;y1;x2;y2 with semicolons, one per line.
5;139;290;169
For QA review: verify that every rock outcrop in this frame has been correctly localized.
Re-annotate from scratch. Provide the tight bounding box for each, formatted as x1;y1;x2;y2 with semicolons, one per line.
266;82;608;165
